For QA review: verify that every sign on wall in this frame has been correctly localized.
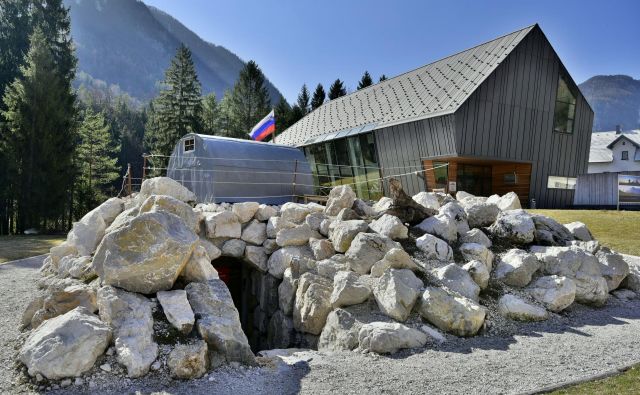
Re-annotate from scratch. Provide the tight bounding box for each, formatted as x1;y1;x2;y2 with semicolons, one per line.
448;181;457;192
618;174;640;207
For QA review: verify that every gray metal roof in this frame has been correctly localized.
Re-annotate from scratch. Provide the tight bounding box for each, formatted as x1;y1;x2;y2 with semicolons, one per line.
589;130;640;163
277;24;536;147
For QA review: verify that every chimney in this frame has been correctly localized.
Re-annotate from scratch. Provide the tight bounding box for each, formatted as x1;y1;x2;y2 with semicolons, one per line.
616;125;623;134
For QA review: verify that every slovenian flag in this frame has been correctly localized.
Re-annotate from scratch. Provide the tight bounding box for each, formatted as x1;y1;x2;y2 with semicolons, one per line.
249;110;276;141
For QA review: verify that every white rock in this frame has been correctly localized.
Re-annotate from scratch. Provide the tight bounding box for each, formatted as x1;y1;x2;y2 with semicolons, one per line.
531;214;574;246
372;197;393;214
325;185;357;216
276;223;320;247
309;238;336;261
414;214;457;243
232;202;260;223
316;255;348;280
181;245;219;283
138;177;196;203
336;207;360;221
254;204;278;221
19;307;111;380
57;255;96;282
613;289;637;301
434;263;480;301
241;220;267;245
462;198;499;228
418;287;486;337
462;260;490;290
267;246;313;279
167;341;208;379
262;238;279;255
305;212;327;232
244;246;268;272
280;202;312;224
498;294;548;321
346;233;400;274
371;248;419;278
293;273;333;335
66;208;106;257
205;211;241;239
415;233;453;261
95;197;125;226
329;220;369;252
352;199;376;217
439;202;470;235
496;192;522;211
266;217;295;239
564;221;593;241
459;243;494;270
488;209;535;244
157;290;195;334
494;249;541;287
278;268;298;315
138;194;198;232
222;239;246;258
198;238;222;261
30;283;98;328
358;322;427;354
420;325;446;343
318;309;362;351
460;228;492;248
527;275;576;312
370;214;409;240
373;269;424;322
412;192;440;211
622;264;640;292
596;250;629;291
456;191;474;201
331;271;372;308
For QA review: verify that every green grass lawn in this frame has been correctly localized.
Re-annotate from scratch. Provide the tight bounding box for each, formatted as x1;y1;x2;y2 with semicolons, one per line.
0;235;65;264
550;366;640;394
529;209;640;256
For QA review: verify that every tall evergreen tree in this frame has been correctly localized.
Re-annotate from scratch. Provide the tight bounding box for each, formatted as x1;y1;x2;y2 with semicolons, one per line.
357;71;373;90
217;90;234;137
201;92;220;135
228;60;271;139
310;83;325;110
379;74;388;82
296;84;310;115
2;27;76;232
328;79;347;100
74;108;119;213
274;95;292;139
146;44;203;156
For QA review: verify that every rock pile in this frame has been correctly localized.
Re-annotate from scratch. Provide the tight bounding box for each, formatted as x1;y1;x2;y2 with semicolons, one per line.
15;176;639;387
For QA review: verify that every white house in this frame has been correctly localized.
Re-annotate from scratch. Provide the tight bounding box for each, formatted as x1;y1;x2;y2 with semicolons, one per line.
588;128;640;173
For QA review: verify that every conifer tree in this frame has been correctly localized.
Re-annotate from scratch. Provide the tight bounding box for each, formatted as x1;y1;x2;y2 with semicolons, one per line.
274;95;292;138
310;83;325;110
357;71;373;90
201;93;220;135
296;84;310;115
147;44;203;156
379;74;388;82
328;79;347;100
217;90;234;137
228;60;271;139
75;108;119;212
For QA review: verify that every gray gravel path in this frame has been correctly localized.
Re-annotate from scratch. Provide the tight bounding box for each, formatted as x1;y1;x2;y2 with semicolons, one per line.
3;256;640;395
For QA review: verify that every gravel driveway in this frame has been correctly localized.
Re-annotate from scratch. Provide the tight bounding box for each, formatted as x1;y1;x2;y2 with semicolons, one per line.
3;256;640;395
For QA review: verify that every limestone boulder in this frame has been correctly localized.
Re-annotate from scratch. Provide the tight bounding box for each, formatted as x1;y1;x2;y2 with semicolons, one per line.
241;220;268;246
198;238;222;261
567;240;601;255
293;273;333;335
456;191;474;201
280;202;312;224
157;290;195;334
222;239;246;258
412;191;440;211
459;242;494;270
181;245;219;283
345;233;400;274
305;212;327;232
496;192;522;211
498;294;548;321
267;245;313;279
95;197;125;226
186;280;254;364
494;249;541;287
434;263;480;301
371;248;419;277
418;287;486;337
414;214;457;243
415;233;453;262
267;216;296;238
358;322;428;354
622;264;640;292
462;199;499;228
336;207;360;221
167;341;208;379
316;255;348;280
57;255;96;282
278;268;298;315
370;214;408;240
138;195;198;232
325;185;357;216
352;198;376;217
66;208;106;257
460;228;492;248
266;310;295;349
94;211;199;294
372;196;393;214
232;202;260;223
244;246;268;272
439;201;470;235
331;271;372;308
262;238;279;255
319;218;333;237
205;211;241;239
527;275;576;312
138;177;196;203
596;250;629;291
97;286;158;377
309;238;336;261
254;204;278;221
19;307;111;380
531;214;574;246
31;283;98;328
49;242;78;270
318;308;362;352
462;260;490;290
488;209;535;244
373;269;424;322
276;223;320;247
564;221;593;241
105;206;139;234
329;220;369;252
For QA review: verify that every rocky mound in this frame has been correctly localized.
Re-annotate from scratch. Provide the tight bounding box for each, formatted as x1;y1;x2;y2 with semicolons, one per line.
14;177;640;390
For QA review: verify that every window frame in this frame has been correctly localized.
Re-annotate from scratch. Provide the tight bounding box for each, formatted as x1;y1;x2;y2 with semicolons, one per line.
547;175;577;190
184;138;195;153
621;151;629;160
552;73;578;134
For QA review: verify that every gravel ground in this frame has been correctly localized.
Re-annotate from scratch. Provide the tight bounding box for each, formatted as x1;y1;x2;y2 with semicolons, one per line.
3;256;640;395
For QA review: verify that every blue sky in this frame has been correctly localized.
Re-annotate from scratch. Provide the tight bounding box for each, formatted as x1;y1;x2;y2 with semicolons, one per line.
144;0;640;103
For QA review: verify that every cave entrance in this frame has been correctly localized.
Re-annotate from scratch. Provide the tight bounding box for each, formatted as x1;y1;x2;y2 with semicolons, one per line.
211;257;279;353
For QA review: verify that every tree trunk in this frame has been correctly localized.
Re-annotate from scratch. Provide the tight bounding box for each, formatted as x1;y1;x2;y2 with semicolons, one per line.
383;178;438;225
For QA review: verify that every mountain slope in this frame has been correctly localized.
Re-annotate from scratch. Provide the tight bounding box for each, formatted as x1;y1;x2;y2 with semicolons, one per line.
579;75;640;132
66;0;282;103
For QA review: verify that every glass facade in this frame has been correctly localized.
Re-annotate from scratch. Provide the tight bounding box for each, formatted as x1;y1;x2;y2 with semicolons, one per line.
553;74;577;134
303;133;382;200
547;176;576;190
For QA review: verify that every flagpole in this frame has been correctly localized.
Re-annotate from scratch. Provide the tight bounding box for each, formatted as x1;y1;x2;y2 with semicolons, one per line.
272;108;277;144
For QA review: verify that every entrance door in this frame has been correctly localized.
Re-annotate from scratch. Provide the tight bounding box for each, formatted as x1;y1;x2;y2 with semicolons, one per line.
457;164;492;196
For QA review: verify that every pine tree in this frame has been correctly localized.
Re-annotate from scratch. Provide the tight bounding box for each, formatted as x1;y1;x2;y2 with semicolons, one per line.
379;74;388;82
217;90;234;137
296;84;310;115
274;95;292;138
201;93;220;135
310;83;325;110
328;79;347;100
147;44;203;156
357;71;373;90
228;60;271;139
75;108;120;213
2;27;76;232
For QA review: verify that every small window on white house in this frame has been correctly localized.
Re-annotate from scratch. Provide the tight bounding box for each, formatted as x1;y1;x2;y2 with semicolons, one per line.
622;151;629;160
547;176;576;190
184;138;195;152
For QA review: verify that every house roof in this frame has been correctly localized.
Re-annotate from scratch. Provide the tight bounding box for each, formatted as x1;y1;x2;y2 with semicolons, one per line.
277;24;537;147
589;130;640;163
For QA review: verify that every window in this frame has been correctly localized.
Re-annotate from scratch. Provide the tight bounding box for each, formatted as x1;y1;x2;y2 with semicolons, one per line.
622;151;629;160
547;176;576;190
553;74;577;134
503;172;518;185
184;138;195;152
